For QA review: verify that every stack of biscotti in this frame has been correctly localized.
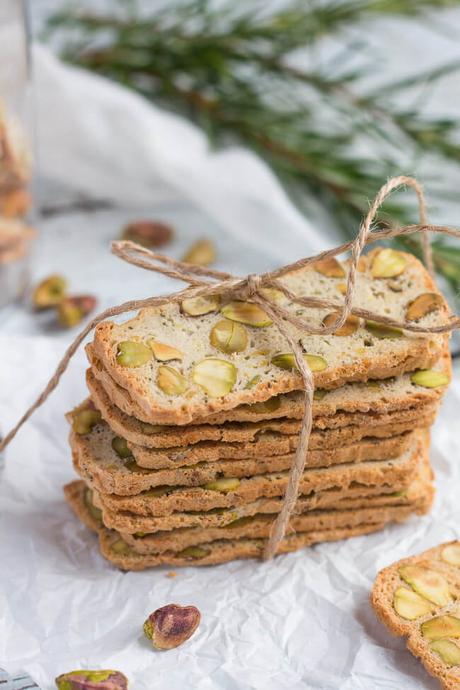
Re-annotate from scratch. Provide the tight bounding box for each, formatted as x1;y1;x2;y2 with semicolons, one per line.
64;248;452;570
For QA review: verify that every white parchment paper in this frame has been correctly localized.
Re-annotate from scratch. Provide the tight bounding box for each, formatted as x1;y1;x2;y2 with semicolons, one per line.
0;336;458;690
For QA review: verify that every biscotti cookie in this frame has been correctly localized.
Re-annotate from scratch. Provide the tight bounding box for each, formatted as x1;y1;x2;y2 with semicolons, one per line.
71;424;423;497
86;344;450;426
91;251;450;424
64;482;390;569
122;497;432;554
85;368;440;449
70;417;415;487
371;542;460;690
88;433;424;514
93;451;434;533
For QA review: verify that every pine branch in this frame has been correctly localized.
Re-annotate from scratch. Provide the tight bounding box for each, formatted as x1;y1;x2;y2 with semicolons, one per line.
44;0;460;292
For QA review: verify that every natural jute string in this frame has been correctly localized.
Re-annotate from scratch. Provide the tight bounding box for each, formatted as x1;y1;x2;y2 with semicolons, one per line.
2;175;460;561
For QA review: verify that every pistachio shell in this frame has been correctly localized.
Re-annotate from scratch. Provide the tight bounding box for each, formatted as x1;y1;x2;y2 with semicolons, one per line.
116;341;153;367
405;292;444;321
111;436;132;459
441;543;460;566
410;369;450;388
157;365;188;395
181;295;220;316
365;321;403;339
33;274;67;309
429;639;460;665
149;339;183;361
192;358;237;397
271;352;328;372
221;300;272;327
55;670;128;690
182;239;215;266
210;319;248;353
177;545;210;559
371;248;407;278
322;312;360;336
204;477;240;492
313;257;345;278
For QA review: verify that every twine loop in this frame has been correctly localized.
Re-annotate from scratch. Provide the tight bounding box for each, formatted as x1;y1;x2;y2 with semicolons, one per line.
2;176;460;562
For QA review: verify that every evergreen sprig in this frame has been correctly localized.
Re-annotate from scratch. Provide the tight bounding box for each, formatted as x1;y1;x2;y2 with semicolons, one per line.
45;0;460;291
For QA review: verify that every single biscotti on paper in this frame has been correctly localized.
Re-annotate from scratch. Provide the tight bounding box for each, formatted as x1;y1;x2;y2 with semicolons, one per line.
63;480;392;569
84;368;441;450
90;250;450;424
85;344;450;427
91;450;434;533
371;542;460;690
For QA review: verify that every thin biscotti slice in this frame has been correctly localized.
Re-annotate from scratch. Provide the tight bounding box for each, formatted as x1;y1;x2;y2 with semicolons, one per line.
91;250;450;424
121;493;433;555
371;542;460;690
64;482;389;569
86;344;451;426
92;451;434;533
70;419;415;490
85;368;440;449
88;433;425;515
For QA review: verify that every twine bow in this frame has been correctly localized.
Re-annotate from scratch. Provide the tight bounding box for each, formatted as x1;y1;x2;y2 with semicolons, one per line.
2;175;460;561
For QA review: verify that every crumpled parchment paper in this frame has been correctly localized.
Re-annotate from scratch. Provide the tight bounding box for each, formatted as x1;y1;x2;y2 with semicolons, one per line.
0;336;458;690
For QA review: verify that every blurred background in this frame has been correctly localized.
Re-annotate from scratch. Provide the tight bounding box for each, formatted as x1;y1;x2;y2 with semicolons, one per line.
1;0;460;338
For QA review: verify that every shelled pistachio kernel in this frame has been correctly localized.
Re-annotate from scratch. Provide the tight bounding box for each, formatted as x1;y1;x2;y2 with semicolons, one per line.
181;294;220;316
247;396;281;413
313;389;327;400
149;339;183;361
111;436;132;459
178;545;210;559
204;477;240;493
406;292;444;321
192;358;237;397
421;615;460;640
210;319;248;353
221;300;272;327
410;369;450;389
55;670;128;690
442;543;460;566
271;353;327;372
157;366;188;395
84;488;103;523
399;565;452;606
429;639;460;665
259;287;284;303
322;312;360;336
111;539;131;554
182;238;215;266
116;341;152;367
33;274;67;309
226;515;253;528
245;374;261;389
72;408;102;435
365;321;403;339
371;248;407;278
393;586;435;620
313;257;345;278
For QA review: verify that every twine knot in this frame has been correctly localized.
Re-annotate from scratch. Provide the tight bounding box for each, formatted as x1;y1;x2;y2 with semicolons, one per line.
244;273;263;300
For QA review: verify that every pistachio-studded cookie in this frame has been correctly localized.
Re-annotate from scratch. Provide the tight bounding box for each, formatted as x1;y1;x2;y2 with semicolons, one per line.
91;251;450;424
371;542;460;690
85;344;451;427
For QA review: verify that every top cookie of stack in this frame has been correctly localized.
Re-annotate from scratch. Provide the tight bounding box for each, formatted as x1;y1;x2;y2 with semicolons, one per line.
90;249;450;425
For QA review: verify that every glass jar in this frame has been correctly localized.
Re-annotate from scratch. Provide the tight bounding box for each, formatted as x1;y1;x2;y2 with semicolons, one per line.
0;0;34;309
